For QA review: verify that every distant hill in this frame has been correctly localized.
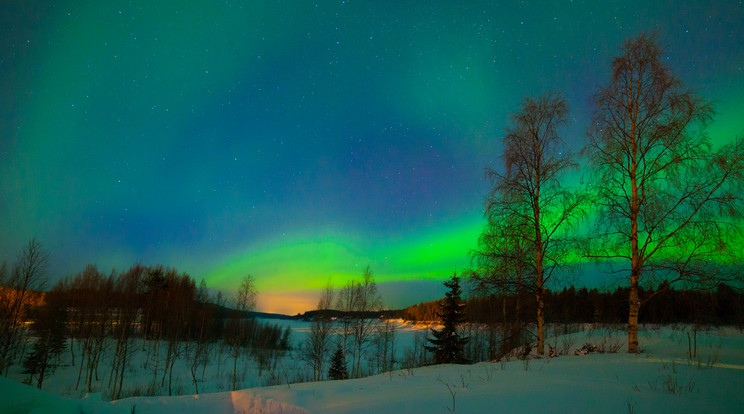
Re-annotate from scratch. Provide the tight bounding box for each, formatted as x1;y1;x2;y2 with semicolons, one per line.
246;310;295;320
291;309;404;321
200;302;295;320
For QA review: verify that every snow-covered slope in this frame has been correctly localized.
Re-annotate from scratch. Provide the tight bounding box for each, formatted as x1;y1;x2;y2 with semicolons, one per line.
2;325;743;414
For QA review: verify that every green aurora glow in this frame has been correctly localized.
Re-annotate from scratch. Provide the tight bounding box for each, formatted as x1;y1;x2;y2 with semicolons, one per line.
1;1;742;313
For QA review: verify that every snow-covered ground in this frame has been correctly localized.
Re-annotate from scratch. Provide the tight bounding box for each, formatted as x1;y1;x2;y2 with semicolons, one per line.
2;322;743;413
3;319;434;397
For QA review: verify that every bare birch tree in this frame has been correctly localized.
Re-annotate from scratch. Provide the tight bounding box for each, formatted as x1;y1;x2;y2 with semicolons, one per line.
350;266;382;378
226;275;257;390
158;270;196;396
586;32;744;353
59;265;112;392
189;279;213;394
335;281;355;360
482;92;585;355
109;265;143;399
468;197;532;357
374;318;396;374
0;238;49;374
303;282;334;381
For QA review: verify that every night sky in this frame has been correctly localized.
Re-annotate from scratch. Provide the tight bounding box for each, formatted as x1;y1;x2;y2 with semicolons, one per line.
2;1;743;314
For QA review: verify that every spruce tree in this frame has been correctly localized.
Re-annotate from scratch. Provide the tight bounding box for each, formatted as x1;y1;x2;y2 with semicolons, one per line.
426;273;469;364
328;344;348;380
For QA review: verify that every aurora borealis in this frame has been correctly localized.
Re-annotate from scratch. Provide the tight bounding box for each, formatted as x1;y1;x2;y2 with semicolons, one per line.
2;1;743;314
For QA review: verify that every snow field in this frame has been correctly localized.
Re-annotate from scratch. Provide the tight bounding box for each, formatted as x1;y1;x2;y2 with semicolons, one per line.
1;322;743;413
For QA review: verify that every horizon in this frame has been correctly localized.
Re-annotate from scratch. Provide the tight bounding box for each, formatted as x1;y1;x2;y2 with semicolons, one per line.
2;1;743;315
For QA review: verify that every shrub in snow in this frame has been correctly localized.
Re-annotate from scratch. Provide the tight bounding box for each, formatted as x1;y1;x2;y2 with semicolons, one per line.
548;344;557;358
574;343;598;355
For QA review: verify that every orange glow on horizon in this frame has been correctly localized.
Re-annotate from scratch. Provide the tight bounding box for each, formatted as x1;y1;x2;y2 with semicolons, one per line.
257;290;319;316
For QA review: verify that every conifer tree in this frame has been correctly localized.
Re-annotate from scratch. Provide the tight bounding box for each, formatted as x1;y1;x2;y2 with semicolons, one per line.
426;274;469;364
328;344;348;380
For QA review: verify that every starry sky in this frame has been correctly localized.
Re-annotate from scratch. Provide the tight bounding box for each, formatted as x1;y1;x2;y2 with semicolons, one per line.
1;1;743;314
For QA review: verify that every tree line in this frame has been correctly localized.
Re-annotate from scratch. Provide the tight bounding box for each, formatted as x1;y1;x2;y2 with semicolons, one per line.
402;280;743;363
1;243;398;391
0;239;290;395
402;283;743;327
